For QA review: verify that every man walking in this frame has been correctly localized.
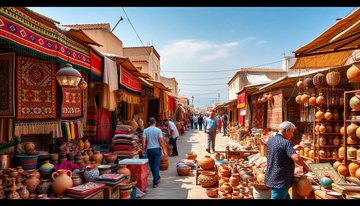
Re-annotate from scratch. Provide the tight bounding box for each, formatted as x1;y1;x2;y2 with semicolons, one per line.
193;114;198;130
163;119;180;156
190;114;194;129
204;112;218;153
222;112;228;136
142;117;168;188
198;114;203;131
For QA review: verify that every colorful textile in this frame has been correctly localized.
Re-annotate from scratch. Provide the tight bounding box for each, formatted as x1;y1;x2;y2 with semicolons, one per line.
14;120;60;138
97;107;113;141
61;87;82;119
0;53;14;117
16;55;57;120
0;118;13;144
0;7;91;73
54;160;82;172
89;47;103;80
267;88;283;130
251;94;266;129
118;66;141;104
237;90;247;108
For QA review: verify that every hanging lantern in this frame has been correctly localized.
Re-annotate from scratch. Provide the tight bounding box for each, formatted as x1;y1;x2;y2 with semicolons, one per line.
313;72;327;88
347;61;360;82
297;79;304;88
304;77;314;88
55;63;82;88
78;78;88;90
326;70;341;89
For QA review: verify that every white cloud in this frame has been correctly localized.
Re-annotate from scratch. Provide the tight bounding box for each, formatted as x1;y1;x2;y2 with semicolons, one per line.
257;41;267;45
159;39;239;63
239;37;256;42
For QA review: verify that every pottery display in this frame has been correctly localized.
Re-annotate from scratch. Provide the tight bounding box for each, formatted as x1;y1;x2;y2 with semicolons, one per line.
199;155;215;170
77;139;85;151
295;175;312;197
350;92;360;111
117;165;131;181
92;151;104;165
177;166;191;176
347;61;360;82
320;175;333;189
348;162;360;177
24;173;40;194
51;169;73;197
316;93;326;105
198;171;218;188
84;165;100;182
38;160;54;179
37;179;50;195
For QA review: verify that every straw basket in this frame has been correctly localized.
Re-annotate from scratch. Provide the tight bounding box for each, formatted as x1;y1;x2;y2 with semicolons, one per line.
248;177;270;190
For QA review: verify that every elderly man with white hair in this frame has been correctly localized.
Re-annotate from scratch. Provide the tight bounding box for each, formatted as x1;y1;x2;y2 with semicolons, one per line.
264;121;310;199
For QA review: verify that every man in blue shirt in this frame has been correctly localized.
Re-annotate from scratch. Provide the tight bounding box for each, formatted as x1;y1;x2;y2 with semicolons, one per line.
264;121;310;199
142;117;168;188
204;111;218;153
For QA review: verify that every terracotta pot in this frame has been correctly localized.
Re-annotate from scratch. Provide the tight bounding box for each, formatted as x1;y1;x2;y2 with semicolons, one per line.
220;182;232;194
24;142;35;153
243;194;253;199
218;177;229;187
333;110;340;120
84;165;100;182
316;109;325;120
92;151;103;165
51;169;73;197
347;121;358;138
24;174;40;194
199;155;215;170
117;165;131;181
332;149;339;159
214;152;220;159
319;148;326;158
103;153;117;164
220;167;230;178
301;92;310;103
84;139;90;149
129;118;138;131
229;174;240;186
316;93;326;105
333;136;341;146
220;193;232;199
337;164;348;176
206;188;217;197
348;162;360;177
18;186;29;199
186;153;197;160
72;175;83;186
324;109;333;120
355;168;360;179
297;80;304;88
347;61;360;82
37;179;50;195
348;136;358;144
198;171;218;188
267;93;273;101
296;93;303;104
7;179;20;199
349;92;360;111
77;139;84;151
333;159;342;171
339;146;346;159
326;71;341;88
319;123;326;133
177;166;191;176
326;123;333;133
295;175;312;197
308;93;317;106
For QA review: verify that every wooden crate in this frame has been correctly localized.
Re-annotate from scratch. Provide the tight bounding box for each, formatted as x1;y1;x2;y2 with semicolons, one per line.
84;189;104;199
104;184;120;199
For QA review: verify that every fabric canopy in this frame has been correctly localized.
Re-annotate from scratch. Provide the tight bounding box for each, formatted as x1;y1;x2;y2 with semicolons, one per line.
118;65;141;104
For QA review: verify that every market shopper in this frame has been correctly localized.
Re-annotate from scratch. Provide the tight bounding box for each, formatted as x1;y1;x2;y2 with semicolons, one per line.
163;119;180;156
217;115;222;134
204;112;219;153
198;114;203;131
193;114;198;129
264;121;310;199
142;117;168;188
222;112;228;136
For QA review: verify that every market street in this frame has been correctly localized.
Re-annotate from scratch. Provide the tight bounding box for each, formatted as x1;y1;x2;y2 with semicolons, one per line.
139;128;242;199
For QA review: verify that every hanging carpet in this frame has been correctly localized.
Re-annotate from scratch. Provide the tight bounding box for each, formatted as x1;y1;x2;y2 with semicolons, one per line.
251;94;266;129
267;88;283;130
61;87;82;119
97;107;113;141
0;53;15;117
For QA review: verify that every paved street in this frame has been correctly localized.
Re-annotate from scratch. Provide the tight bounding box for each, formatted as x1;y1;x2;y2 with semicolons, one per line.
138;127;243;199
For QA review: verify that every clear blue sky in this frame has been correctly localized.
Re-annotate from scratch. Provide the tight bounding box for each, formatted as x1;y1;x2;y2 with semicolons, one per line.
29;7;356;108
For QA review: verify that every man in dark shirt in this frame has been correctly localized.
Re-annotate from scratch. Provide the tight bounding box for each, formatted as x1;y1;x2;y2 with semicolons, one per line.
222;112;228;136
264;121;310;199
198;114;203;131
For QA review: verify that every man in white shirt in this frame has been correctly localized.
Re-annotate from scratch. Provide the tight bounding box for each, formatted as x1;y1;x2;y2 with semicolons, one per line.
163;119;180;156
193;114;198;130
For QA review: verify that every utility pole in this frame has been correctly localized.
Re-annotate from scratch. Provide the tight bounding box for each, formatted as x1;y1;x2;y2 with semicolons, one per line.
218;93;220;103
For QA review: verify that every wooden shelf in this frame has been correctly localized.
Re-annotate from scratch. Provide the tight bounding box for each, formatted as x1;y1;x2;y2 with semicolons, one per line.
315;145;341;148
315;132;342;136
300;155;314;161
315;157;338;161
315;119;343;122
317;105;344;109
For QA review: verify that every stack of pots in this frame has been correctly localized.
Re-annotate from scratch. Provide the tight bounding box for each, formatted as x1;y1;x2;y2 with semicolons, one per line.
160;155;169;170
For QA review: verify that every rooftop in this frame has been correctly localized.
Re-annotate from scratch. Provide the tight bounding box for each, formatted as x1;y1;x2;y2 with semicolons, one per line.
60;23;111;31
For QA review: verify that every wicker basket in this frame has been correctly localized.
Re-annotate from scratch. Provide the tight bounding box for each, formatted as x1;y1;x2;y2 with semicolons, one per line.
177;166;191;176
248;177;270;190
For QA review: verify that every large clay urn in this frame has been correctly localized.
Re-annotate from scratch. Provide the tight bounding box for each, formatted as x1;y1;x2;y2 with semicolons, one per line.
295;175;312;197
51;169;73;197
92;151;104;164
347;61;360;82
313;72;326;88
24;174;40;194
129;118;138;131
84;139;90;149
348;162;360;177
347;120;358;138
349;92;360;111
199;155;215;170
316;93;326;105
117;165;131;181
198;171;218;188
308;93;317;106
77;139;84;151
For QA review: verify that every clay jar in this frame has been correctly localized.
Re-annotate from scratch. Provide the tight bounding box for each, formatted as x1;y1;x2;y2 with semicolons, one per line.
347;120;358;138
316;109;325;120
333;110;340;120
117;165;131;181
356;168;360;179
92;151;104;165
301;92;310;103
72;175;83;186
348;162;360;177
308;93;317;106
77;139;85;151
220;166;230;178
198;171;218;188
24;174;40;194
347;62;360;83
220;182;232;194
316;93;326;105
37;179;50;195
349;92;360;111
51;169;73;197
324;110;333;120
38;160;54;179
337;163;348;176
84;139;90;150
295;175;312;197
199;155;215;170
214;152;221;159
218;177;229;187
334;123;342;133
84;165;100;182
319;123;326;133
229;173;240;187
129;118;138;131
18;186;29;199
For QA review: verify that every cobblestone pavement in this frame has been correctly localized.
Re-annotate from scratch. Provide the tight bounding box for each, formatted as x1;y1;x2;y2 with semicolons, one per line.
138;128;242;199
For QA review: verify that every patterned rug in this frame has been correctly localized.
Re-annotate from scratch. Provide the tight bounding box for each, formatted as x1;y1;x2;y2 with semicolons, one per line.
0;53;15;117
97;107;113;141
16;55;57;120
251;94;266;129
61;87;82;119
267;88;283;130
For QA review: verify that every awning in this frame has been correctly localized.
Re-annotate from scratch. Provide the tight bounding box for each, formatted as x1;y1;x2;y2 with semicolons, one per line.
246;73;273;85
101;52;144;78
56;25;102;46
293;8;360;57
146;79;172;91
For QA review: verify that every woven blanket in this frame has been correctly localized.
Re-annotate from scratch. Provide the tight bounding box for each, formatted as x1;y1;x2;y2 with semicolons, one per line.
0;53;14;117
112;149;137;156
16;55;57;120
251;94;266;129
61;87;82;119
0;7;92;74
97;107;113;141
89;48;103;80
237;90;247;108
267;88;283;130
108;145;134;151
114;134;134;139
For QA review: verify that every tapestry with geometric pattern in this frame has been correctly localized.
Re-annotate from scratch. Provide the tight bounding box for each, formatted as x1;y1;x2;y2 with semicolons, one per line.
16;55;57;120
61;87;82;119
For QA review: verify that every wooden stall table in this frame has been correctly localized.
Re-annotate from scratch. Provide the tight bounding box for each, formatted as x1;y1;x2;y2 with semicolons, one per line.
83;188;105;199
225;149;259;161
195;162;218;185
103;183;121;199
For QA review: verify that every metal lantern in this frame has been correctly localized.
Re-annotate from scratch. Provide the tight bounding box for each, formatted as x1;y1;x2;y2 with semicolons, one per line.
313;72;327;88
326;71;341;89
55;63;82;88
78;78;88;90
